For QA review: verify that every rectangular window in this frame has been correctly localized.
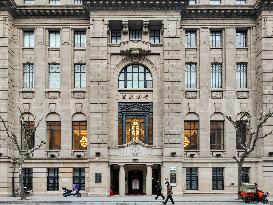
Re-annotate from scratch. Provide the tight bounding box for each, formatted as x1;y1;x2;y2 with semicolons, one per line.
24;0;35;4
186;168;198;190
212;167;224;190
210;31;222;48
111;30;121;44
47;121;61;150
49;31;60;48
73;168;85;190
49;64;60;89
185;31;197;48
149;30;160;44
236;31;247;48
47;168;59;191
74;31;86;48
185;63;197;89
184;121;199;150
74;0;82;5
24;31;34;48
189;0;197;5
72;121;87;150
210;121;224;150
21;121;35;150
236;0;246;4
129;30;142;41
211;63;222;89
242;167;250;183
23;64;34;89
236;120;248;150
236;63;247;89
74;64;86;88
49;0;60;5
210;0;221;5
22;168;33;191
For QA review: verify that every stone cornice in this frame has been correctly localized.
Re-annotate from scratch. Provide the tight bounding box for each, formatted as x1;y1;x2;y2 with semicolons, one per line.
84;0;188;10
181;5;256;19
15;5;88;18
1;0;273;18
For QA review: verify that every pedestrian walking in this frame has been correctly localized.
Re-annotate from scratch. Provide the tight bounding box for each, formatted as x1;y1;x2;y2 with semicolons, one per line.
155;179;165;200
162;181;175;204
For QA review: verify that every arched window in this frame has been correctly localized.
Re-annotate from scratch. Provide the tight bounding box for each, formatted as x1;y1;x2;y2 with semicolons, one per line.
72;113;87;150
118;64;153;89
21;113;35;150
46;113;61;150
184;113;199;150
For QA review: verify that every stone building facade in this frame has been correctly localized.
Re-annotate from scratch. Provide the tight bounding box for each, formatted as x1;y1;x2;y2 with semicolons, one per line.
0;0;273;196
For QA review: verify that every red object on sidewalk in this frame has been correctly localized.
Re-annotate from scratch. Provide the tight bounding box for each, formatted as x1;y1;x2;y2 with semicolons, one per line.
109;189;113;197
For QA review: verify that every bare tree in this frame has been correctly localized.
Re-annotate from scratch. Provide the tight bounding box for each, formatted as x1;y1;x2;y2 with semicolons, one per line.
0;111;45;200
225;111;273;198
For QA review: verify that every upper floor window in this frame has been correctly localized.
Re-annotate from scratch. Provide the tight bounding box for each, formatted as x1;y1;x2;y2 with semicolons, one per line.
74;64;86;88
210;0;221;5
210;121;224;150
212;168;224;190
184;121;199;150
22;168;33;191
185;31;197;48
186;168;198;190
24;0;35;4
236;63;247;89
149;30;160;44
47;121;61;150
111;30;121;44
185;63;197;89
47;168;59;191
49;64;60;89
189;0;197;5
23;64;34;89
74;0;82;5
118;64;152;89
211;63;222;89
49;31;60;48
210;31;222;48
74;31;86;48
236;0;246;4
49;0;60;5
72;121;87;150
21;121;35;150
236;31;247;48
129;30;142;41
24;31;34;48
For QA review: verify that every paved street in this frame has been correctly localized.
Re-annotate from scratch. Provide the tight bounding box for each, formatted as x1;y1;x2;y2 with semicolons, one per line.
0;195;272;205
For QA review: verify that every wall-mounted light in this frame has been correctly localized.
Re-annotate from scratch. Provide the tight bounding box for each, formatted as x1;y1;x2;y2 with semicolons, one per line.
189;153;195;158
95;152;101;157
171;152;176;157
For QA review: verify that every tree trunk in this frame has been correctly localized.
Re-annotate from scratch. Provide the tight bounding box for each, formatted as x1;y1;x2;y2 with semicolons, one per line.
237;161;243;199
18;164;26;200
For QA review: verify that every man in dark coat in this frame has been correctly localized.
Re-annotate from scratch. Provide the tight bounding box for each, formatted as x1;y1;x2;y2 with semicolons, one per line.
162;181;175;204
155;179;165;200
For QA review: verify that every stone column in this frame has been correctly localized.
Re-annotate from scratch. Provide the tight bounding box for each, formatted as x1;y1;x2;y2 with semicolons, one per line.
146;165;152;196
119;164;125;196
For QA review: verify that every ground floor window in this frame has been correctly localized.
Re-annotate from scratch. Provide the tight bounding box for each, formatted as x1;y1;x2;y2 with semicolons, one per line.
212;167;224;190
186;168;198;190
22;168;33;191
73;168;85;190
118;103;153;145
47;168;59;191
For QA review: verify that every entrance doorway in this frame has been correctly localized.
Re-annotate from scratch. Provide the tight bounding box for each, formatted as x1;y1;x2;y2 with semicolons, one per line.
128;170;143;194
152;165;161;195
110;165;119;195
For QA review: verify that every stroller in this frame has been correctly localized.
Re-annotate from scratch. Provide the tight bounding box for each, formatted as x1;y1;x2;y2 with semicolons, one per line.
62;184;81;197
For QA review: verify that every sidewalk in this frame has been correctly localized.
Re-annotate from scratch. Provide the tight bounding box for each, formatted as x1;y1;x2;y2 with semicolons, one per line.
0;194;272;203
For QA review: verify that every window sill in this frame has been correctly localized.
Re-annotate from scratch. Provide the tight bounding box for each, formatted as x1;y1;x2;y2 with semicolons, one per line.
210;47;223;49
108;43;121;47
46;150;60;158
72;150;87;158
22;47;34;50
74;47;86;51
72;89;87;99
45;89;61;99
150;43;163;47
48;47;60;51
185;47;197;50
19;89;35;99
236;47;248;50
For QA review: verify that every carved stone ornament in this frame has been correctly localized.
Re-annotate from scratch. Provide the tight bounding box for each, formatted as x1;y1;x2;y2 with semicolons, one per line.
120;41;151;55
73;90;86;99
185;91;197;99
21;90;34;99
46;91;60;99
211;91;223;99
237;91;249;99
118;102;153;112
